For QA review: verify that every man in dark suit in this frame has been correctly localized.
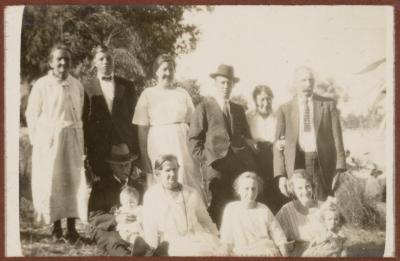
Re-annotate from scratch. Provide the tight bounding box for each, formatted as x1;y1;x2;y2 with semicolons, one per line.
188;64;258;226
88;144;152;256
83;45;139;181
273;66;346;201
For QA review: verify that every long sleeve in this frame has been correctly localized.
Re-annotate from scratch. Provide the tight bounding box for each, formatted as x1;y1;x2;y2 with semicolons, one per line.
25;81;43;145
275;205;291;241
82;92;90;155
188;102;207;163
142;191;159;248
273;106;287;178
330;102;346;170
219;203;234;247
184;91;195;124
267;208;287;246
239;107;252;139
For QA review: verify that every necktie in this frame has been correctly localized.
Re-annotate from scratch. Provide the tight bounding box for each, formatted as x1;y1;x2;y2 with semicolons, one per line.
223;100;232;137
304;99;311;132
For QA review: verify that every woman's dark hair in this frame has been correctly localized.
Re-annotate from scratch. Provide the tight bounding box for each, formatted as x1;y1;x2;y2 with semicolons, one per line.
152;54;176;76
91;44;110;59
48;43;72;63
252;84;274;102
154;154;180;174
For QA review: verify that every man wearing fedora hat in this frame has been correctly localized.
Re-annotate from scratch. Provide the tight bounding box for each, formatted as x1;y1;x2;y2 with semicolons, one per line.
88;143;152;256
83;45;139;182
188;64;258;226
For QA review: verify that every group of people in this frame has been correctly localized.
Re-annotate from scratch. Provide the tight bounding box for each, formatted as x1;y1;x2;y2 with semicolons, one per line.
25;42;347;256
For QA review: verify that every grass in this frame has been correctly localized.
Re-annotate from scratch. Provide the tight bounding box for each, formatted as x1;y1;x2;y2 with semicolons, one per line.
18;128;386;256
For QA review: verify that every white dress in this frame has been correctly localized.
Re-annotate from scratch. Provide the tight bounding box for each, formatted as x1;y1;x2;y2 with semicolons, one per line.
142;183;223;256
25;72;87;224
132;86;205;201
115;206;144;244
276;201;323;256
220;201;287;256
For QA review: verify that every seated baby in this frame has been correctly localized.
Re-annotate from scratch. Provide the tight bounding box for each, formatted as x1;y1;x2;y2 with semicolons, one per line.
115;186;144;244
302;197;347;257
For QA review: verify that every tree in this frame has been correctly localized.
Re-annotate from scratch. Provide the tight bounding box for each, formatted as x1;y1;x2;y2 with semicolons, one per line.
177;79;203;105
21;5;210;84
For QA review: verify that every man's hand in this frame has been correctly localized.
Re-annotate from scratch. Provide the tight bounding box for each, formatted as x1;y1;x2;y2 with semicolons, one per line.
275;136;286;151
279;177;289;197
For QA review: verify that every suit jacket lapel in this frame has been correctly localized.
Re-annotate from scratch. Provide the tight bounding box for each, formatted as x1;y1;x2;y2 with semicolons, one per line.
112;76;126;118
313;97;323;134
209;97;230;134
86;77;112;117
290;98;299;141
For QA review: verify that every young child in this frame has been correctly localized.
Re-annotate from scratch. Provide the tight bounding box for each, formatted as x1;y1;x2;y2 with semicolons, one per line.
220;172;288;256
115;186;144;244
302;197;347;257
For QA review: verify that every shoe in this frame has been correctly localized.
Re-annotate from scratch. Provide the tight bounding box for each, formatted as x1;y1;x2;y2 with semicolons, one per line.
51;227;63;243
64;229;81;244
131;237;151;256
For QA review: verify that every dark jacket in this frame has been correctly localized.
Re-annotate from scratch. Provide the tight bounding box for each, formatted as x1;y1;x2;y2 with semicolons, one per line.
83;75;139;178
188;96;256;167
273;94;346;184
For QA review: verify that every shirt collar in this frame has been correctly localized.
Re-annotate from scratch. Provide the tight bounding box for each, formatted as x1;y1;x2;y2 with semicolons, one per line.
48;70;70;85
297;94;314;104
97;72;114;81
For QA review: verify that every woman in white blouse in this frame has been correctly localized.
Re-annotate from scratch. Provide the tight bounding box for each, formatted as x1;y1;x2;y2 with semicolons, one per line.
276;169;324;256
132;54;205;202
142;154;222;256
220;171;288;256
25;44;87;242
246;85;286;213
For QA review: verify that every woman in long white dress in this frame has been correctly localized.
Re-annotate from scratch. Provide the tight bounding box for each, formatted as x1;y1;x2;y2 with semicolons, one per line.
276;169;324;256
132;54;205;202
142;154;223;256
25;44;87;242
220;172;288;256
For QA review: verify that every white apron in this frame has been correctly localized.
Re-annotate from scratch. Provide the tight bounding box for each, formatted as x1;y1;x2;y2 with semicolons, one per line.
26;73;87;224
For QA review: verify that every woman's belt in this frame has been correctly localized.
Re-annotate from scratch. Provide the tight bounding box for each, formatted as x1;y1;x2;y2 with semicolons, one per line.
149;122;186;127
38;118;83;129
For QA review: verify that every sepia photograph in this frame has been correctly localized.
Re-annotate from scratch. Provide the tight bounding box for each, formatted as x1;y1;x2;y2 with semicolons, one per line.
4;4;395;257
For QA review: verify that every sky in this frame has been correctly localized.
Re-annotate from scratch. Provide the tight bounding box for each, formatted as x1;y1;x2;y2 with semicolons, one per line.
175;6;391;112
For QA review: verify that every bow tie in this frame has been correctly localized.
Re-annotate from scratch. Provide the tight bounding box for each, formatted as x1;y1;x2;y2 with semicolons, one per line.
101;75;112;81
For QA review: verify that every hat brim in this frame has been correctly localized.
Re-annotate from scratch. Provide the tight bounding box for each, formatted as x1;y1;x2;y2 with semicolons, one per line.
107;154;138;164
210;73;240;83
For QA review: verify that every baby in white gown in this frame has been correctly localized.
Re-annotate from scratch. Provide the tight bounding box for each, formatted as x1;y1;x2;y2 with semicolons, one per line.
302;197;347;257
115;186;144;244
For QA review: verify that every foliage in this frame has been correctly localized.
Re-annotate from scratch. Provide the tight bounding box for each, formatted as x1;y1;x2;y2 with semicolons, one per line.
177;79;203;105
21;5;209;83
334;171;385;230
231;95;249;111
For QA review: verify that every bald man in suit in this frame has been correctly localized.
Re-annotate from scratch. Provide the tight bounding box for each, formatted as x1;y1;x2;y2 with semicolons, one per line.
273;67;346;200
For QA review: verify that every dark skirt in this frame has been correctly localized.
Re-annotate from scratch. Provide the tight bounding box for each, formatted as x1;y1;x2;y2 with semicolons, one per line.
256;141;288;214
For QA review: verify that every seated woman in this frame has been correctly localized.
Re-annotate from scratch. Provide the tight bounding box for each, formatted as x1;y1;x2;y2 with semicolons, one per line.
142;154;223;256
302;197;347;257
220;172;288;256
276;169;324;256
